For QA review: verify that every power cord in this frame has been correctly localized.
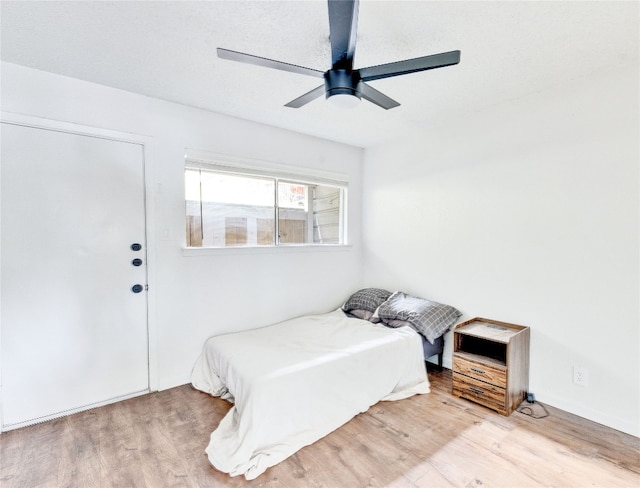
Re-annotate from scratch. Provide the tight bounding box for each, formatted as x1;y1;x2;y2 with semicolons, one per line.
516;392;550;419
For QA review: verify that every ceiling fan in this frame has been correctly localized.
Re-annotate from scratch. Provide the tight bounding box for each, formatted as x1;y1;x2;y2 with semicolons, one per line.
217;0;460;110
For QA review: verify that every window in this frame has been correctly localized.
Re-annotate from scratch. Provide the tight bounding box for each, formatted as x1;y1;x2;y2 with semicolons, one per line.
185;161;347;248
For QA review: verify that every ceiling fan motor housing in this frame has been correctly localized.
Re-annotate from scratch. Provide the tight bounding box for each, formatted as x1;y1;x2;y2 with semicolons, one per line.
324;69;361;99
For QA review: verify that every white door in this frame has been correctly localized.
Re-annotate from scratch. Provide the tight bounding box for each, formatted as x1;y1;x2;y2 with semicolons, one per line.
1;121;149;429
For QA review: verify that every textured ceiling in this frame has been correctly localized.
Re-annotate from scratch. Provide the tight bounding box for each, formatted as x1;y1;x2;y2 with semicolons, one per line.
1;1;638;148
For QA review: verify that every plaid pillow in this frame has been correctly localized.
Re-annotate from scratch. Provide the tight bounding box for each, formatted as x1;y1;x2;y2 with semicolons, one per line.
342;288;393;323
378;292;461;344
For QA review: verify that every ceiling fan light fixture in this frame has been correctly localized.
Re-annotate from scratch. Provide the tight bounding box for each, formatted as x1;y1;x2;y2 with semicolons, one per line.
326;91;361;109
324;69;361;109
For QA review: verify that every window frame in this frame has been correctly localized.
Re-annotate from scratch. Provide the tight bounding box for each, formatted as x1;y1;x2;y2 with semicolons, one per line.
184;152;349;250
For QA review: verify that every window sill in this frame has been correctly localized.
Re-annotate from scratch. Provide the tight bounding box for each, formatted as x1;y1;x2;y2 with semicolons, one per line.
182;244;353;257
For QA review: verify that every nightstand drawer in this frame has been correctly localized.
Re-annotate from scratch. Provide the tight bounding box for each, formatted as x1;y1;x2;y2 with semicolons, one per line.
453;355;506;387
452;372;507;414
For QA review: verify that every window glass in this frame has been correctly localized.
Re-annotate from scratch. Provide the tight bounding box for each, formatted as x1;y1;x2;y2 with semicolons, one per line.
312;184;342;244
185;166;346;248
278;182;309;244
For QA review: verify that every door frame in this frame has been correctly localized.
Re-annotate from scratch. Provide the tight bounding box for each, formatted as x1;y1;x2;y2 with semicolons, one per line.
0;112;159;430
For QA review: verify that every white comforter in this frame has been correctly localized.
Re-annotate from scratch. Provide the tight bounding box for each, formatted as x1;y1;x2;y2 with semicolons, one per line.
191;310;430;480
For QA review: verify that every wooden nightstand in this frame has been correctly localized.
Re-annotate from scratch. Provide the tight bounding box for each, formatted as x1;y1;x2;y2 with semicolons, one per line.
452;317;530;415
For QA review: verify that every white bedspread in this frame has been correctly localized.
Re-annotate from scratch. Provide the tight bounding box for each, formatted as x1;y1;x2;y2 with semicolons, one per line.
191;310;430;480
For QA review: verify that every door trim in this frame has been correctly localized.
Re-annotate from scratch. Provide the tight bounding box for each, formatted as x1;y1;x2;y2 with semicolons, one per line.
0;112;159;431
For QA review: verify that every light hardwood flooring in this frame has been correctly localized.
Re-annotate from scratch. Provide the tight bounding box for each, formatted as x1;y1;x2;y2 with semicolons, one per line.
1;368;638;487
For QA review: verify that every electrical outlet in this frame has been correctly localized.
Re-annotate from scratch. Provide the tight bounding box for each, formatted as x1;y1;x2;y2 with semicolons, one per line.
573;365;589;387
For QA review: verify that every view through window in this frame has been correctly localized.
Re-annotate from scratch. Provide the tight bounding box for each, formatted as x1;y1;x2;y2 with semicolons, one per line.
185;166;346;248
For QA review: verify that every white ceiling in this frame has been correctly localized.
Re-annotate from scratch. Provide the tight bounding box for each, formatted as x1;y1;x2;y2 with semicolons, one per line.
1;1;637;148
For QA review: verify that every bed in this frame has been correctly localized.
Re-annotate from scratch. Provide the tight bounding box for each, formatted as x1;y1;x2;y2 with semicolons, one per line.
191;289;461;480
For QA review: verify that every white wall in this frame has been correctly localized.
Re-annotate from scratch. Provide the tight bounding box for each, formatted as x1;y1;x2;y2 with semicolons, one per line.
1;62;364;390
362;65;639;436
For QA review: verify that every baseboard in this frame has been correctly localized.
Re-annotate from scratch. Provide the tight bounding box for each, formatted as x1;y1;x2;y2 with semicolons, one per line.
536;391;639;438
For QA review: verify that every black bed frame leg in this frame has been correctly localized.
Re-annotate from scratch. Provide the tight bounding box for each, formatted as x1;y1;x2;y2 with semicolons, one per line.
437;353;443;372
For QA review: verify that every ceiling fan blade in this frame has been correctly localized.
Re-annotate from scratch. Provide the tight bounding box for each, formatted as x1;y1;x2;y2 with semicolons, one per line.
358;82;400;110
359;50;461;82
284;84;326;108
217;48;324;78
327;0;359;69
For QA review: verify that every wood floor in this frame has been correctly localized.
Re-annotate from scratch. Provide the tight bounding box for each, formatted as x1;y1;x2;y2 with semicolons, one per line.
1;368;638;488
